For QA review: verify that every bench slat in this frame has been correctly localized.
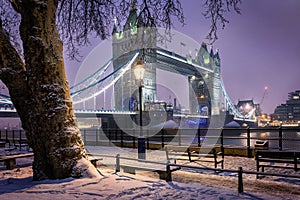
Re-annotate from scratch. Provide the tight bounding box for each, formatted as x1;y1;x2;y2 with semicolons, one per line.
165;145;224;169
256;150;300;178
0;153;34;161
0;153;34;170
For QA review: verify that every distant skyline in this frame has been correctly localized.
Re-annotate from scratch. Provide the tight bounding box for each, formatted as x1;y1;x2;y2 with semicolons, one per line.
65;0;300;114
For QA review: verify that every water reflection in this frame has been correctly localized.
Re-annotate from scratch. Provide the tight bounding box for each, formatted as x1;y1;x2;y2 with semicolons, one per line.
223;131;300;149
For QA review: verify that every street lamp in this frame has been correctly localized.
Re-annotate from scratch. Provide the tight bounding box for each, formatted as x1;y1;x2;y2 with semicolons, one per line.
133;56;146;159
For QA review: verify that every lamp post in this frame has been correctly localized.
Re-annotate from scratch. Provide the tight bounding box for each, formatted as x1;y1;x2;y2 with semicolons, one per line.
133;57;146;159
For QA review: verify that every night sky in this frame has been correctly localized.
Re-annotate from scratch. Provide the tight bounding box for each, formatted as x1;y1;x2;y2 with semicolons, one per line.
177;0;300;114
66;0;300;114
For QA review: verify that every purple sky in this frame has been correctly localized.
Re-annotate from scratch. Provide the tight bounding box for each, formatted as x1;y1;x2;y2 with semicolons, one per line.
176;0;300;114
66;0;300;114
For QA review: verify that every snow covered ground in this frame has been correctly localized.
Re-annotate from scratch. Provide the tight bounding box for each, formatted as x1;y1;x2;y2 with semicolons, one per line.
0;146;299;200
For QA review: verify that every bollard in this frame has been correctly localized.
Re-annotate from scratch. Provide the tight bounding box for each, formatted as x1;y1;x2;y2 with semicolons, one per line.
115;154;120;173
238;167;244;193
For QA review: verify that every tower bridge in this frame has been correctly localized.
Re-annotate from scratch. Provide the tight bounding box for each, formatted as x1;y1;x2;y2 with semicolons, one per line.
0;44;257;127
0;5;258;128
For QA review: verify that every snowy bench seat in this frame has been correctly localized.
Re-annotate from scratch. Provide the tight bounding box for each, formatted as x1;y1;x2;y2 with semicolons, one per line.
121;164;180;181
0;153;34;169
255;150;300;178
165;145;224;169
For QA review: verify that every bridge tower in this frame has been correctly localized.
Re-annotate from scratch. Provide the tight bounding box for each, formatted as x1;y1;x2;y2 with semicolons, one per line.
112;3;157;111
189;42;221;116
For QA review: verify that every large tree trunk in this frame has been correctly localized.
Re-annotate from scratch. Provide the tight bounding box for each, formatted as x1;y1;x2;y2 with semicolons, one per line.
0;0;99;180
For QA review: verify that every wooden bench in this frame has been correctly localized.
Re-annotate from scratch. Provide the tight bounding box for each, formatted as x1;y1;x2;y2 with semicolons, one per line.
121;164;180;181
0;153;34;169
165;145;224;169
255;150;300;178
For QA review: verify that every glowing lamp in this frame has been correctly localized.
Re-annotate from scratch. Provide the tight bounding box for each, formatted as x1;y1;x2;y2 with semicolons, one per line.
133;58;145;81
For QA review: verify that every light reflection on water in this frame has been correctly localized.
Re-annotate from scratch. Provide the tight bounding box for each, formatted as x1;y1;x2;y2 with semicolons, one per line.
223;131;300;149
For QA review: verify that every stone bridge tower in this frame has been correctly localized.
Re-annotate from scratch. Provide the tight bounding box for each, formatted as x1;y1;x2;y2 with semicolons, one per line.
112;3;157;111
189;42;221;116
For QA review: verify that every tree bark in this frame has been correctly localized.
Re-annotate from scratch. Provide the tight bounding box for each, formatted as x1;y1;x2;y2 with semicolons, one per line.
0;0;99;180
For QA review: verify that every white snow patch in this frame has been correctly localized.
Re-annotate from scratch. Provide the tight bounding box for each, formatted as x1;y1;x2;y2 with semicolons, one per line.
0;148;298;200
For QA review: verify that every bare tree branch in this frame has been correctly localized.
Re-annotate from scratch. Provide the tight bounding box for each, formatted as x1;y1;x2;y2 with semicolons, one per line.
2;0;241;60
203;0;241;43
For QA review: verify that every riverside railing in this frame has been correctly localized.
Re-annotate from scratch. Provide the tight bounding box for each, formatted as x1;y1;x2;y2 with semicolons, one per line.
0;129;27;150
80;127;300;157
1;127;300;155
88;152;300;194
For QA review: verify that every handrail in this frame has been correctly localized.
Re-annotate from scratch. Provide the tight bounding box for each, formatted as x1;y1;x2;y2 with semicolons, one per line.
87;152;300;194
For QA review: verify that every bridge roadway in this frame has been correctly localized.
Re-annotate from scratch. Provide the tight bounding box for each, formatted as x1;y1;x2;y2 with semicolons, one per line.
0;109;136;118
0;109;209;119
0;108;258;127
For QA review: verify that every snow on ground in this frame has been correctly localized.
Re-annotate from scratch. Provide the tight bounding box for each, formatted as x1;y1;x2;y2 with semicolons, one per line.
0;146;299;200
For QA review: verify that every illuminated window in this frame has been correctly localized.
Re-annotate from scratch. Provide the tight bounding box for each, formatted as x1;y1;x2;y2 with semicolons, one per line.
204;54;210;64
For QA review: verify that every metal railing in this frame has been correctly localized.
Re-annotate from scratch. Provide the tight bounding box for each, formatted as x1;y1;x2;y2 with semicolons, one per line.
88;152;300;194
81;127;300;157
1;127;300;155
0;129;27;150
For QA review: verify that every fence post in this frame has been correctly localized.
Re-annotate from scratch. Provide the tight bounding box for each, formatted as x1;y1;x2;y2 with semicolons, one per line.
238;167;244;193
12;130;15;146
108;129;112;146
116;154;120;173
19;130;22;150
178;129;181;146
247;127;251;158
220;128;224;160
166;160;172;182
161;129;165;148
279;126;283;150
98;128;101;145
5;129;9;147
146;129;150;150
96;128;99;146
197;128;201;147
121;130;124;147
